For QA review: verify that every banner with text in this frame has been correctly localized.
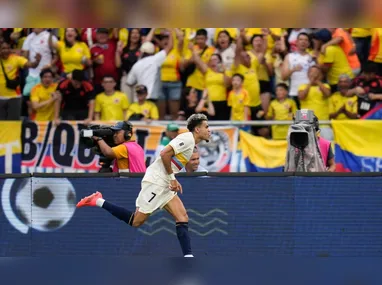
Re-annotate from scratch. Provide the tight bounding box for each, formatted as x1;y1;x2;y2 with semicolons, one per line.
18;121;238;173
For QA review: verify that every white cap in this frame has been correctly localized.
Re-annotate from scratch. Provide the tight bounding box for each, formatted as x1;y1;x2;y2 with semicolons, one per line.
140;42;155;54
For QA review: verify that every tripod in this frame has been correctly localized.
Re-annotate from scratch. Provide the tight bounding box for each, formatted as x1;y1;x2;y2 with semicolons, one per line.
294;147;306;172
98;156;114;173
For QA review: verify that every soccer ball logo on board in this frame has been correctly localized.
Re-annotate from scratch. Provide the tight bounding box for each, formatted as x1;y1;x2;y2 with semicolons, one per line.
1;178;76;234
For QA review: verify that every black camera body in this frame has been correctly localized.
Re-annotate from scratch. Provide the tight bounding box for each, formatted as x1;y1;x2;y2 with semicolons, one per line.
80;125;116;173
289;109;317;149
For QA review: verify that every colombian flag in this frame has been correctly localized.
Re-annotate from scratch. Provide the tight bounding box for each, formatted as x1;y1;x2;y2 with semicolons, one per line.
240;130;287;172
332;120;382;172
0;121;22;173
361;103;382;120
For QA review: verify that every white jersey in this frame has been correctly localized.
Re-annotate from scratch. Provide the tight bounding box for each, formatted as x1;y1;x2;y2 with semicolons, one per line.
126;50;167;101
22;31;57;78
287;52;315;96
142;132;195;187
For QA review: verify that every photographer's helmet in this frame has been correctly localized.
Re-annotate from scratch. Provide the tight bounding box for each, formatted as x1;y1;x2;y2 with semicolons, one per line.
111;121;134;141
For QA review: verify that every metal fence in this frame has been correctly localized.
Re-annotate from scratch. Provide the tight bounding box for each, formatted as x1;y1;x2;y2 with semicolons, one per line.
137;120;333;126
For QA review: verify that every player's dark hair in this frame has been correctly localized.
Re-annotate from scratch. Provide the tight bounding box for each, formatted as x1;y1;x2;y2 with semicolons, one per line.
187;114;208;132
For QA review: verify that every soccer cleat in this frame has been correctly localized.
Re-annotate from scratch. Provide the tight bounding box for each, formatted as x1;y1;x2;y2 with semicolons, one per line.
76;191;103;208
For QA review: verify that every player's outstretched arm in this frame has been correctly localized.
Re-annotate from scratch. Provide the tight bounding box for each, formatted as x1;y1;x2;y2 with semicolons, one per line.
160;146;182;193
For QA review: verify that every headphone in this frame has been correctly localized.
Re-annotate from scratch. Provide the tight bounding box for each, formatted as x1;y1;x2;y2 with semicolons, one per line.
313;115;320;132
122;121;133;141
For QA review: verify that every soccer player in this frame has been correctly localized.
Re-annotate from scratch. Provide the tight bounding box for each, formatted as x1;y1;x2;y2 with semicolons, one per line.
76;114;211;257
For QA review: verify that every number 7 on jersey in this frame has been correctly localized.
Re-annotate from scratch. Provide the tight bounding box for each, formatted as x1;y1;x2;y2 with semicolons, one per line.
148;192;156;203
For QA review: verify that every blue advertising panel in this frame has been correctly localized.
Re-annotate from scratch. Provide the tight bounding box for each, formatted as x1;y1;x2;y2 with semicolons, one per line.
0;176;381;257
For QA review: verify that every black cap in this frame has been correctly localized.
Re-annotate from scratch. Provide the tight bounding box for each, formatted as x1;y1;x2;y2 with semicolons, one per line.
110;121;133;132
135;85;148;94
96;28;109;34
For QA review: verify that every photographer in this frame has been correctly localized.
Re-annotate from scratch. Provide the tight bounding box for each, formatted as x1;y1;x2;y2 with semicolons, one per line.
92;121;146;173
313;115;336;172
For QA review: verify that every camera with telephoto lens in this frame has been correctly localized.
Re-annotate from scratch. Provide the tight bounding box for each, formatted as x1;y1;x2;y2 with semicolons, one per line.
80;125;117;173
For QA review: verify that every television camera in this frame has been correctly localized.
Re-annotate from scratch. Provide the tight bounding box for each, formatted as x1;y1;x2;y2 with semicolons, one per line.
284;109;326;172
80;125;117;173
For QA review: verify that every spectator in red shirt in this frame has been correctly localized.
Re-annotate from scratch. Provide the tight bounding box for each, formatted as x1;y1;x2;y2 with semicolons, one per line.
54;69;95;125
91;28;119;95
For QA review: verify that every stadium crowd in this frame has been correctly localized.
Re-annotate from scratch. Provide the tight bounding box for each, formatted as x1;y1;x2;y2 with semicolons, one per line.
0;28;381;140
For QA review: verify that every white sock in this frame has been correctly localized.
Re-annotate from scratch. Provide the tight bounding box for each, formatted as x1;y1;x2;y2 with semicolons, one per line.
184;254;194;257
96;198;105;208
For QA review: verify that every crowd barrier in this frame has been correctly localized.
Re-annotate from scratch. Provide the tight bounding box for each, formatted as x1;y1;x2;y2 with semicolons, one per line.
1;172;381;257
